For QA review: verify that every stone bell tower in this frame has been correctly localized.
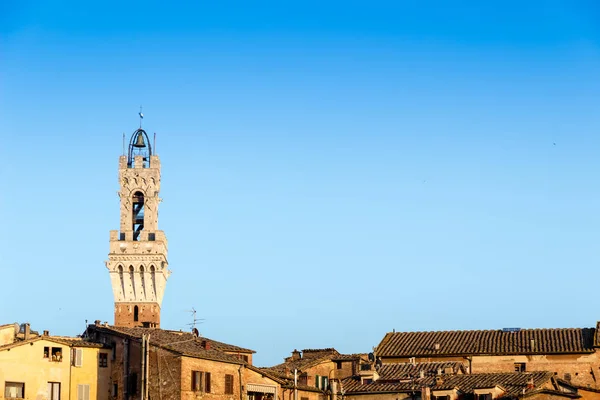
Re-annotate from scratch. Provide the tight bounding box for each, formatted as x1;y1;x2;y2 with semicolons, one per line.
106;125;170;328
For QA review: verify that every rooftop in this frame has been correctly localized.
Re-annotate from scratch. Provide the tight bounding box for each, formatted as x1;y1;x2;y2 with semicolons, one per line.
376;328;596;357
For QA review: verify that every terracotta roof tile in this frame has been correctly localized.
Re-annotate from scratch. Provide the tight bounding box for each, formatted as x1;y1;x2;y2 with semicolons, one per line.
377;329;595;357
87;325;252;364
269;348;340;372
341;371;554;396
377;362;464;380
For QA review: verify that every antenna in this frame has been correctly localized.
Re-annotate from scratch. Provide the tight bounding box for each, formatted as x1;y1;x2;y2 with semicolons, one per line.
186;307;205;335
122;133;126;156
154;132;156;154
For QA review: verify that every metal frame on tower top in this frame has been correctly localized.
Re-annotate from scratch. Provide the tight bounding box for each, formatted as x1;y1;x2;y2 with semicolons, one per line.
127;128;153;167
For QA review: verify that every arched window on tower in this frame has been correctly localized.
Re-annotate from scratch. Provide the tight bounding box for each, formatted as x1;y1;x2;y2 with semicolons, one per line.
132;191;145;241
134;305;139;322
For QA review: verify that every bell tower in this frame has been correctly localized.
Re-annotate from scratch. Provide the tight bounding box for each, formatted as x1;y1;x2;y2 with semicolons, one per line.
106;125;170;328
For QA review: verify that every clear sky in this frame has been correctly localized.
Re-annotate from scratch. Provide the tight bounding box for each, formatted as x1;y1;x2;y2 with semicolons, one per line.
1;0;600;366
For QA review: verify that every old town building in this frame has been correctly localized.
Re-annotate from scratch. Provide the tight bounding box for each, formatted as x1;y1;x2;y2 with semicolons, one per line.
84;322;292;400
0;323;111;400
339;362;580;400
374;326;600;389
264;348;369;400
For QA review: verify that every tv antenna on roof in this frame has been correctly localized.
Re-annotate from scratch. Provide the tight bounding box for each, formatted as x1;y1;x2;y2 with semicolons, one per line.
186;307;205;336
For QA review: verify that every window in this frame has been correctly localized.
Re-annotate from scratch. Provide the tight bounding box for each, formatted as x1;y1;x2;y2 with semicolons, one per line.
99;353;108;368
192;371;204;392
225;374;234;394
514;363;526;372
478;394;492;400
564;373;572;382
112;383;118;398
127;373;137;395
360;364;371;371
48;382;61;400
111;343;117;361
336;361;343;369
148;233;155;241
77;385;90;400
205;372;211;393
134;306;139;322
191;371;211;392
72;348;83;367
44;347;63;362
299;373;308;386
4;382;24;399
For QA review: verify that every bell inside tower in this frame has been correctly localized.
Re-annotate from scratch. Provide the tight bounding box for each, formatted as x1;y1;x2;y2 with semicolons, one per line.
127;128;152;168
132;191;145;241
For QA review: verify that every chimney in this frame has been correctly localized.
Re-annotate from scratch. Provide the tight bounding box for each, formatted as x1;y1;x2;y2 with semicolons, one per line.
435;376;444;386
420;370;425;379
530;339;535;351
43;330;49;336
24;324;30;340
94;320;101;326
202;340;211;350
292;349;301;361
434;343;440;350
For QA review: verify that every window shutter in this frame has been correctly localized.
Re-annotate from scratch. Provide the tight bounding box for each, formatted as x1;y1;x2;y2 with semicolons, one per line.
205;372;211;393
77;385;90;400
315;375;320;389
75;349;83;367
225;374;234;394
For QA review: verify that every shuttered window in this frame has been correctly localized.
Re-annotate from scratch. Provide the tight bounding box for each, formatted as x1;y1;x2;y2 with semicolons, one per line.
225;374;234;394
72;349;83;367
205;372;211;393
77;385;90;400
192;371;204;392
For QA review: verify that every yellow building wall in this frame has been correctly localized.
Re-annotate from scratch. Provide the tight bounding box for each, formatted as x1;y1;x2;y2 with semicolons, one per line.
0;340;71;400
70;347;111;400
0;340;110;400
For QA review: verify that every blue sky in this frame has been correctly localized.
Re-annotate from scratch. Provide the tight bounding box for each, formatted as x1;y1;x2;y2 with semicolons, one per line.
1;1;600;366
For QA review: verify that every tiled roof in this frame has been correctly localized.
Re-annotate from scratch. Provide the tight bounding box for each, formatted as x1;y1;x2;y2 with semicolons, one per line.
341;371;555;396
49;336;106;348
331;354;366;361
0;336;106;351
376;361;465;380
87;325;253;364
269;348;340;372
377;328;595;357
257;367;325;393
